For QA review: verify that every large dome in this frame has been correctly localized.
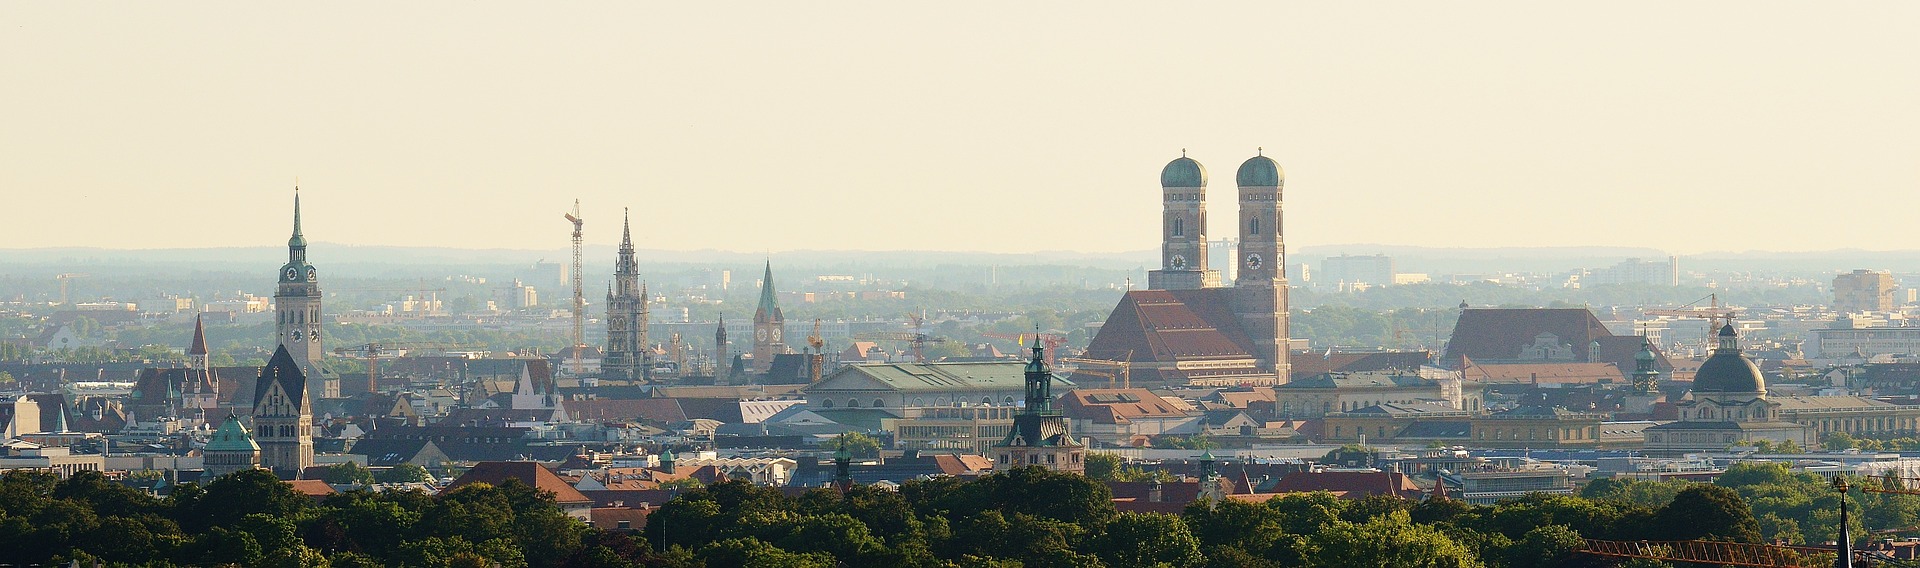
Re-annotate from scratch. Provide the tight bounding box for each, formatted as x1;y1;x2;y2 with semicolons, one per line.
1161;156;1207;187
1236;154;1283;186
1692;325;1765;394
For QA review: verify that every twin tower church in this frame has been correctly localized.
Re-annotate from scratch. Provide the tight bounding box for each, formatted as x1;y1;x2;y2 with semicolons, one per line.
1078;151;1294;386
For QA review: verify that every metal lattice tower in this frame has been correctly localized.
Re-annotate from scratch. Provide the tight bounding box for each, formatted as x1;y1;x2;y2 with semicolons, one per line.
564;200;586;375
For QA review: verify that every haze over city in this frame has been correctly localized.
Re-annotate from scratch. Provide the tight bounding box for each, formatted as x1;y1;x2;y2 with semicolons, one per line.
4;2;1917;253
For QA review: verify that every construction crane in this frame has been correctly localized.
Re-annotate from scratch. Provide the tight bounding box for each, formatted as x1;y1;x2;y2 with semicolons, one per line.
564;200;587;376
1645;293;1740;353
1061;351;1134;389
808;319;826;382
981;331;1066;365
853;312;952;364
332;341;482;394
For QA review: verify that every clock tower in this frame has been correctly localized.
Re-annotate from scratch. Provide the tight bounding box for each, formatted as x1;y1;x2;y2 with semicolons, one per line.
752;261;786;372
274;189;330;401
603;211;651;380
1148;152;1221;290
1231;152;1291;383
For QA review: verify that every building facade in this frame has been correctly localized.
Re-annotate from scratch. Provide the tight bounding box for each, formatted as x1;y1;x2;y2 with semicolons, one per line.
201;414;261;480
253;346;315;478
1834;269;1898;313
602;213;651;380
1644;326;1812;453
991;341;1084;473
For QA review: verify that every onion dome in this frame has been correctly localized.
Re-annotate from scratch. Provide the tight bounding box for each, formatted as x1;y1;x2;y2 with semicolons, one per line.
1691;325;1765;394
1236;154;1283;187
1161;156;1207;188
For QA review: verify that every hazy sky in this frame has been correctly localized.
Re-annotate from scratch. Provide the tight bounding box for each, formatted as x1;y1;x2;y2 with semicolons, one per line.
3;2;1915;254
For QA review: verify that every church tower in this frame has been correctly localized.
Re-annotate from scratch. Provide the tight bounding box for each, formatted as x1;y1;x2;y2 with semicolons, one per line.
1148;153;1221;290
713;314;730;383
1231;151;1291;383
603;211;651;380
274;189;331;400
253;346;314;479
991;336;1084;473
752;262;786;372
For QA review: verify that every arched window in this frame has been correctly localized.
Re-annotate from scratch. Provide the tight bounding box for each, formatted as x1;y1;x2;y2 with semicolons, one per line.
1171;218;1185;237
982;397;992;405
847;398;860;408
1249;217;1261;235
820;399;834;408
1004;396;1015;405
873;399;885;408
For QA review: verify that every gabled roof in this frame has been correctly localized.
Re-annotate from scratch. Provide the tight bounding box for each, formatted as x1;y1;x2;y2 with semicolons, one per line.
445;461;593;504
1279;371;1437;390
1268;470;1423;499
564;399;688;424
811;361;1066;394
1444;308;1671;373
254;346;307;409
1082;289;1262;382
1059;388;1194;424
1287;351;1431;380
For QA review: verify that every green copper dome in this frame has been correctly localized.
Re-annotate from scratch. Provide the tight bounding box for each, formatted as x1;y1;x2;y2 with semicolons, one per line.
206;415;260;452
1236;154;1283;187
1161;156;1207;188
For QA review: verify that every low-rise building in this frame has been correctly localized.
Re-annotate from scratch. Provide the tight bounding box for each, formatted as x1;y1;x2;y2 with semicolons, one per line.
1273;371;1478;418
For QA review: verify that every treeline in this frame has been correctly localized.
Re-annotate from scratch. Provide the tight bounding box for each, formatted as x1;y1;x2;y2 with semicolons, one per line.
4;462;1906;567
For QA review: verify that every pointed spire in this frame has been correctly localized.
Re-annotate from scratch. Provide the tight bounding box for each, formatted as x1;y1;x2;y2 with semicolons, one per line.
756;260;781;321
188;314;209;356
289;187;307;249
620;208;634;250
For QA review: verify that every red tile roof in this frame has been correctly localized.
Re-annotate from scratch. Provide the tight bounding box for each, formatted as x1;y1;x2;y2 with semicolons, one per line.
1267;470;1423;499
445;461;593;504
1082;290;1263;383
1444;308;1671;374
1059;389;1193;424
564;399;688;424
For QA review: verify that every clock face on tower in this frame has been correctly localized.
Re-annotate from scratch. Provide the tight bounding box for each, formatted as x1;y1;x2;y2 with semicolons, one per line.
291;329;303;342
1245;253;1263;270
1170;254;1186;270
772;329;783;341
306;268;318;282
285;267;299;281
756;328;768;341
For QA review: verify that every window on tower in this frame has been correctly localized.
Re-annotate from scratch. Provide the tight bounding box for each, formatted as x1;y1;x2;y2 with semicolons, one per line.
1171;218;1184;237
1249;217;1261;235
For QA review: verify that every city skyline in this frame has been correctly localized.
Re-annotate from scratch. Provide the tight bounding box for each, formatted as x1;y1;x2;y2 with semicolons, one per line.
3;2;1916;254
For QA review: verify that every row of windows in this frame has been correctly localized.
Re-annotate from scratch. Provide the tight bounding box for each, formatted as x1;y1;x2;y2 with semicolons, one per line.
995;452;1083;465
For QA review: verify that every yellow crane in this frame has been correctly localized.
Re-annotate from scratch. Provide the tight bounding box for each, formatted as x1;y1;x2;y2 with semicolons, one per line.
563;200;586;376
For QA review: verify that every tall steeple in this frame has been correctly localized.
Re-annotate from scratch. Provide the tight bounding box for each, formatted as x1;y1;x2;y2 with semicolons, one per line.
714;314;729;380
274;187;329;400
1631;337;1661;394
188;313;209;371
603;209;650;381
752;261;787;373
1023;334;1054;414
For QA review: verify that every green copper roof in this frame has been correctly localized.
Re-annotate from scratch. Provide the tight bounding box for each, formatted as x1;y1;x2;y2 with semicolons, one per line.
288;191;307;249
755;261;781;321
1161;156;1206;188
206;415;260;452
1236;154;1283;187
